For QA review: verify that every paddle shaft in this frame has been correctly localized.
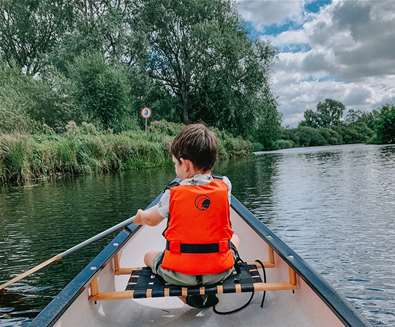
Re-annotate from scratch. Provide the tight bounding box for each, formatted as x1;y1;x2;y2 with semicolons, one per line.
0;215;136;291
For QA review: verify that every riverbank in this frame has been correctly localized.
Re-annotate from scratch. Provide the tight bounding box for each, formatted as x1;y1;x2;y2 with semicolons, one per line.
0;121;251;185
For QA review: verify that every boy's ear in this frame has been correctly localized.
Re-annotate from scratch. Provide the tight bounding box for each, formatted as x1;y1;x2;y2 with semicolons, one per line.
180;158;193;172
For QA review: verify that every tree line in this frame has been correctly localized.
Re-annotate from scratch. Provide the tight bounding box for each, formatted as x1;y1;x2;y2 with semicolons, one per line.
0;0;280;148
274;99;395;150
0;0;393;153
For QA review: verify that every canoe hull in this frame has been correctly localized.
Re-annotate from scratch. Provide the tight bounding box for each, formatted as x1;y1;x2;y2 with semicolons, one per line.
32;196;368;327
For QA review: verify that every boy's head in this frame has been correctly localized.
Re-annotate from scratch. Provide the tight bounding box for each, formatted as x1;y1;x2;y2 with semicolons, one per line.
170;124;218;176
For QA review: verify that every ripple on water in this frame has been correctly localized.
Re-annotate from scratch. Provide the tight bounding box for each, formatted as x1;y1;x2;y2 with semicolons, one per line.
0;144;394;326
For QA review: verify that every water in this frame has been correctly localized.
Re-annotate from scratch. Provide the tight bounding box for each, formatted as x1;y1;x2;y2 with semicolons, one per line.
0;144;394;326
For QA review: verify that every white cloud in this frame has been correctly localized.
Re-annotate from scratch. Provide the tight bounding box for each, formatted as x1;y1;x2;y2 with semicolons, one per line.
263;29;308;46
246;0;395;126
236;0;305;27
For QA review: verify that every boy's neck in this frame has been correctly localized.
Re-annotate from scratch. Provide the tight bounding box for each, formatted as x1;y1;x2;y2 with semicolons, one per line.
185;169;211;179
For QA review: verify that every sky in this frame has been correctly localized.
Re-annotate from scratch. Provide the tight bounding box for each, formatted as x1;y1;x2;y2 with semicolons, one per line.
236;0;395;126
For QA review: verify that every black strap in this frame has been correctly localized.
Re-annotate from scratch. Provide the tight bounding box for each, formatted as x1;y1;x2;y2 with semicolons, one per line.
166;241;231;253
212;174;223;180
196;275;203;285
164;179;181;191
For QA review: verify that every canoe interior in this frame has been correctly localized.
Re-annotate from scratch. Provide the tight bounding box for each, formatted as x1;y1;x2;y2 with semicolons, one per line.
32;195;368;327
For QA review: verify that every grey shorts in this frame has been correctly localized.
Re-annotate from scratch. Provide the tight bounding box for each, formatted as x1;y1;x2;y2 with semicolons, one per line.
151;252;234;286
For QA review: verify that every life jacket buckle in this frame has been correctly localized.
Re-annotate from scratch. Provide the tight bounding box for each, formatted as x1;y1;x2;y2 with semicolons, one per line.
168;240;181;254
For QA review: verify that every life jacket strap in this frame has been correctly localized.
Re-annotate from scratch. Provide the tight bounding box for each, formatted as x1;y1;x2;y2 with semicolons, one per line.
166;240;231;254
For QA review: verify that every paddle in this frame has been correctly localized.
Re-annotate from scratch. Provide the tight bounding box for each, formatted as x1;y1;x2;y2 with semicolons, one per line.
0;215;136;292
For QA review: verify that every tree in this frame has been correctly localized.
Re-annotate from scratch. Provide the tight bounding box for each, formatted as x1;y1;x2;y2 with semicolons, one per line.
302;99;345;129
316;99;345;128
253;97;281;149
0;0;73;75
374;105;395;144
302;109;320;128
132;0;277;136
68;53;131;131
51;0;144;72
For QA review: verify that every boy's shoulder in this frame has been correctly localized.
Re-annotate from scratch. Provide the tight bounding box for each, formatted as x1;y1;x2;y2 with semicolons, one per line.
164;174;231;191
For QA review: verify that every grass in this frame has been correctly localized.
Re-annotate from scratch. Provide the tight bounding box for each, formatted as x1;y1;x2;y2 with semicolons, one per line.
0;121;252;185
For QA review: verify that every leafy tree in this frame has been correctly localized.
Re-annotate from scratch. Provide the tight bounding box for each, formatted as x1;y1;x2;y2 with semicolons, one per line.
302;109;321;128
296;127;327;146
132;0;277;136
301;99;345;129
68;52;131;131
373;105;395;144
343;109;375;143
27;69;77;131
318;128;342;145
253;98;281;149
51;0;144;73
0;0;73;75
317;99;345;128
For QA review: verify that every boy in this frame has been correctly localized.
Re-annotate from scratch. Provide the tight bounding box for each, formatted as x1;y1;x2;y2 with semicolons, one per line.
134;124;239;306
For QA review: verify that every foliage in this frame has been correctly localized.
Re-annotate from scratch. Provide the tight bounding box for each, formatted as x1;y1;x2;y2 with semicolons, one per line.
0;62;76;132
372;105;395;144
26;69;77;131
0;63;43;133
0;121;251;185
286;99;394;148
253;99;281;149
273;139;295;150
252;142;264;152
132;0;278;136
278;126;337;149
68;53;133;131
317;128;342;145
301;99;345;129
0;0;73;75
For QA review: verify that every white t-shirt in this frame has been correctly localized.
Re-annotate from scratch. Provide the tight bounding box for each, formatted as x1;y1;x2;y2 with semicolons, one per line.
157;174;232;219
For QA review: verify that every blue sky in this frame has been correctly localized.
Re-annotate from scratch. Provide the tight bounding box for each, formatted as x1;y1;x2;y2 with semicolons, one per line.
236;0;395;126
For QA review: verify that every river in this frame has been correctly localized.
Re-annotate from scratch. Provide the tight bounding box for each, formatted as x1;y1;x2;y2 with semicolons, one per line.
0;144;394;326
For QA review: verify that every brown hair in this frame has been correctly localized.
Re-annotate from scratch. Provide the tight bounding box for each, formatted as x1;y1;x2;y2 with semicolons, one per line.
170;123;218;171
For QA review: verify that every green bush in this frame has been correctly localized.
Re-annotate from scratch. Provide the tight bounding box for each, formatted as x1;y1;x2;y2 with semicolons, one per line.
273;139;295;149
0;122;252;184
318;128;342;145
294;127;327;147
27;69;77;131
252;142;264;152
68;53;131;132
373;105;395;144
149;120;182;136
0;64;40;133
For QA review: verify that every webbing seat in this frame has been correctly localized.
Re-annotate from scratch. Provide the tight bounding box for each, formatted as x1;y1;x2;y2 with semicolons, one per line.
88;248;297;301
125;263;261;299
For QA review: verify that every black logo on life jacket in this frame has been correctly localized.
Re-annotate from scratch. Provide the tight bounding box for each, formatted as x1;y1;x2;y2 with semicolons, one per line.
195;195;211;211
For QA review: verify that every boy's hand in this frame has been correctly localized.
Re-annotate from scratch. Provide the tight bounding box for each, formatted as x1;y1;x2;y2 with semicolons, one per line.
133;206;164;226
134;209;145;225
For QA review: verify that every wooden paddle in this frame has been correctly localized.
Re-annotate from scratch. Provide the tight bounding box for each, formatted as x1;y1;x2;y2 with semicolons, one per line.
0;215;136;292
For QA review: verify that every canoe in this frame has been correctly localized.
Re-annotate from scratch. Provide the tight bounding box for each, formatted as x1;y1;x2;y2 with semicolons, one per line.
32;194;369;327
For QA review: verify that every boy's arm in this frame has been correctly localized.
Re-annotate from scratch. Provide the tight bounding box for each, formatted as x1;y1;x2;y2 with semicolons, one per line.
134;205;164;226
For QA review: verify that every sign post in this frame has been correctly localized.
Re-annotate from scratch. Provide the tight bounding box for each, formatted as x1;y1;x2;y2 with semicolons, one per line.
140;107;152;132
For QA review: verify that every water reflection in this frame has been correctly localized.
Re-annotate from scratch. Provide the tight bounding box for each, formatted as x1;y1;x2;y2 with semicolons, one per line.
219;154;280;226
0;144;394;326
249;144;395;326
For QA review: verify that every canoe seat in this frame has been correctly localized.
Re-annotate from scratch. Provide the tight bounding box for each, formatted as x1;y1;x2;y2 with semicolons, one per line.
125;263;261;299
89;259;298;301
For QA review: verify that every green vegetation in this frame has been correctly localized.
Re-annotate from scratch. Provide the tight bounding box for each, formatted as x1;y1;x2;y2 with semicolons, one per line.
0;121;251;184
0;0;279;138
0;1;393;184
273;100;395;150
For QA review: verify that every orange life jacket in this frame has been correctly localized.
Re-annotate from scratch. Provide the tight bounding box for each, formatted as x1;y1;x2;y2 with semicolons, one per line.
161;177;234;275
